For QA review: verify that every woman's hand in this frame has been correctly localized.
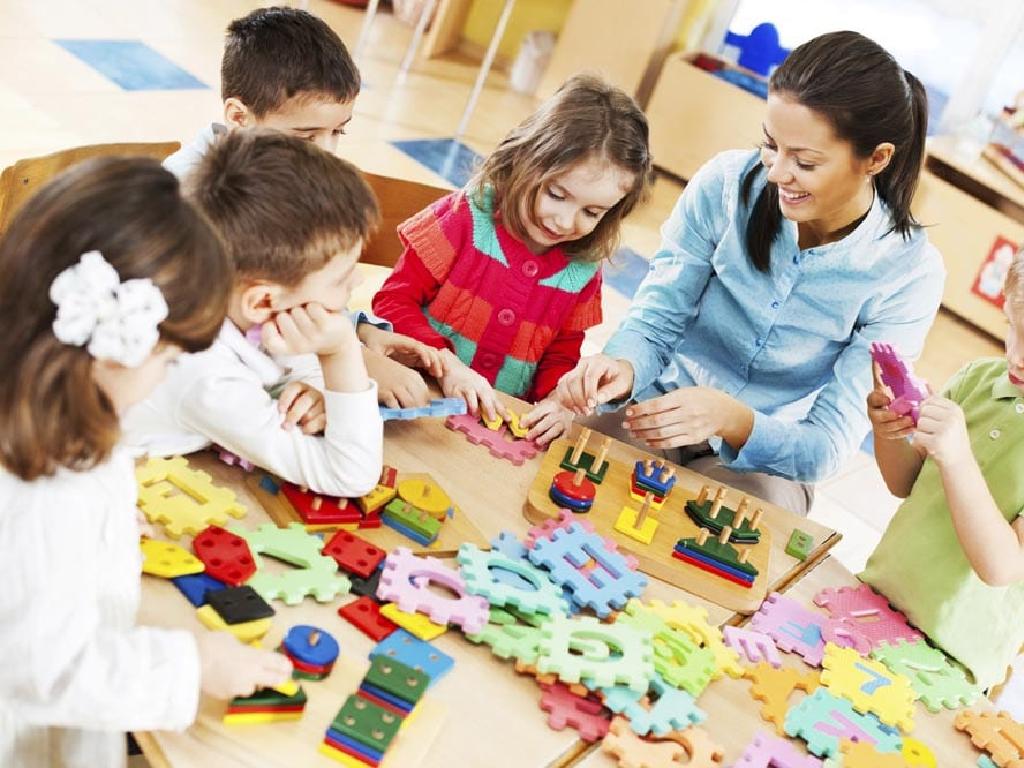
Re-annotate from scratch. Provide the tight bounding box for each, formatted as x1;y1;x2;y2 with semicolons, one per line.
553;355;635;415
623;386;754;450
521;398;574;446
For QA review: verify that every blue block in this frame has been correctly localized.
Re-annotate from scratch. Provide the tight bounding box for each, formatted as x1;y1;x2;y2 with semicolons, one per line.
380;397;467;421
324;727;384;763
55;40;208;91
673;543;756;583
171;572;227;607
548;486;593;512
370;630;453;686
282;625;339;667
632;460;677;497
490;531;528;560
259;474;280;495
358;681;414;713
380;515;436;546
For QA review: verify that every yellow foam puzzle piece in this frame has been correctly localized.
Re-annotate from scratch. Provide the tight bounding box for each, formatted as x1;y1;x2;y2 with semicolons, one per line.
644;599;743;679
613;506;659;544
223;711;303;725
136;456;246;539
506;410;529;439
139;538;204;578
901;737;936;767
481;412;503;431
821;642;916;733
196;605;272;643
379;603;447;640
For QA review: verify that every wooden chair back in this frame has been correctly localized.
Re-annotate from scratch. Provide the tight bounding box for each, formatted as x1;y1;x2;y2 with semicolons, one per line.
361;171;450;268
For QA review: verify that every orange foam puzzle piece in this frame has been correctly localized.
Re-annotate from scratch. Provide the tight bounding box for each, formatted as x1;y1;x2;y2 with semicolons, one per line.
954;710;1024;768
744;662;820;735
602;717;686;768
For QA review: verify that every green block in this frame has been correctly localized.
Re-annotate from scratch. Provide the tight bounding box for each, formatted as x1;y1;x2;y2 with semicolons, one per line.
559;447;609;484
364;655;429;706
230;686;307;708
785;528;814;561
677;536;759;579
331;694;402;753
684;499;761;544
383;498;442;540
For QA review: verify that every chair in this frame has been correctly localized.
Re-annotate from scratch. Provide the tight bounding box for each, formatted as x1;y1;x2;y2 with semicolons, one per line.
361;171;450;269
0;141;181;233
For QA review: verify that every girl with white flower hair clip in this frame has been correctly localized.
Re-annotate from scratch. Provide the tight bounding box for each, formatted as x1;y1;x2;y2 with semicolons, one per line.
0;156;292;767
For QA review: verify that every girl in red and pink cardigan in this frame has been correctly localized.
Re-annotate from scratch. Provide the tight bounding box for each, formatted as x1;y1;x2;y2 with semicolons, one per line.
372;75;653;444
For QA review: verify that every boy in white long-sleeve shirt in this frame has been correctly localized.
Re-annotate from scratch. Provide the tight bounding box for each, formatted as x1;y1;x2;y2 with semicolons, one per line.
125;130;385;497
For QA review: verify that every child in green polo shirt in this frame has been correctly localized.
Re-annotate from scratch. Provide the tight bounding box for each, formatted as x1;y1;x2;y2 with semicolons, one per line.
861;249;1024;690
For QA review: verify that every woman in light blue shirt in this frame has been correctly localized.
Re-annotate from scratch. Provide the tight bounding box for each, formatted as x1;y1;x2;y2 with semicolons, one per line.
555;31;945;514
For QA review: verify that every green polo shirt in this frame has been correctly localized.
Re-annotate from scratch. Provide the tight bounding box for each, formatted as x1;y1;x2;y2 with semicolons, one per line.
861;358;1024;690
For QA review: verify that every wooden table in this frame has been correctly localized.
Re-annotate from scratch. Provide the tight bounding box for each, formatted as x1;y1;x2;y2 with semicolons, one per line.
571;554;990;767
135;409;837;767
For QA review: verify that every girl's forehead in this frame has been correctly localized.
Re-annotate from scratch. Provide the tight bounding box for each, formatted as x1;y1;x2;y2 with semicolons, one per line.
547;157;634;200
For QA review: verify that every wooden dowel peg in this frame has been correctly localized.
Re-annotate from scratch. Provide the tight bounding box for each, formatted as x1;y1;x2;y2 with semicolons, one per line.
570;428;591;464
738;548;750;564
311;496;322;511
718;525;733;545
710;495;724;520
309;631;320;646
696;485;709;504
696;528;709;545
573;467;586;488
593;437;611;474
636;493;652;527
734;496;749;527
750;507;764;530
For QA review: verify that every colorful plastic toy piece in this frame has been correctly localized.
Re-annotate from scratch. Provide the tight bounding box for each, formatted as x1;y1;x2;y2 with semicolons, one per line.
784;688;902;758
600;673;705;736
870;638;980;712
457;542;568;616
357;481;398;517
641;599;743;680
723;626;782;668
140;538;205;578
871;342;928;425
136;456;247;538
371;629;454;685
820;620;873;656
528;522;648;617
954;710;1024;768
663;727;725;767
675;525;758;583
322;530;386;578
364;655;429;706
632;459;677;498
684;486;763;544
601;716;687;768
206;585;275;625
536;613;654;693
445;413;540;465
217;449;255;472
560;430;612;484
821;642;916;732
744;662;821;736
978;757;998;768
379;396;467;421
526;510;639;568
899;737;936;768
618;601;716;697
376;548;489;634
814;584;923;649
331;694;402;754
539;681;611;742
379;603;447;641
614;492;660;545
396;478;452;521
786;529;814;561
348;567;384;601
224;686;307;725
338;596;398;641
733;730;823;768
381;498;441;544
280;482;361;526
196;605;271;643
506;409;530;439
192;525;256;586
550;468;597;510
283;625;339;668
838;739;918;768
171;572;226;607
465;615;545;664
750;593;827;666
672;545;755;587
322;728;383;765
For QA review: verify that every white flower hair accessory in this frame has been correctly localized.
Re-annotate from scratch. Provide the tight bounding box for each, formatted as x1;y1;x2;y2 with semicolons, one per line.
49;250;168;368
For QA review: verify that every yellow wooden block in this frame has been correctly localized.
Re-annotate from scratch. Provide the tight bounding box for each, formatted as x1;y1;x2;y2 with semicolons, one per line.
506;410;529;438
223;711;303;725
136;456;246;539
397;478;451;520
139;538;204;578
481;412;503;431
272;678;299;697
379;603;447;640
196;605;272;643
358;483;398;515
628;487;666;510
613;506;659;544
318;742;373;767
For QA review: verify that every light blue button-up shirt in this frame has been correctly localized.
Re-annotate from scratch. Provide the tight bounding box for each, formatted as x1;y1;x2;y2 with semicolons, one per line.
604;150;945;482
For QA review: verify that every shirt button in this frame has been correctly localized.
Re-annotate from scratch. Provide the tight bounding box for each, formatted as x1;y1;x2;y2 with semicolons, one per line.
522;261;539;278
1016;403;1024;414
771;300;780;309
497;309;516;326
990;429;1002;440
792;255;799;265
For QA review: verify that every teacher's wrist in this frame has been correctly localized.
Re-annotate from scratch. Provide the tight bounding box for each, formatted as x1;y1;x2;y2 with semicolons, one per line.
719;397;755;451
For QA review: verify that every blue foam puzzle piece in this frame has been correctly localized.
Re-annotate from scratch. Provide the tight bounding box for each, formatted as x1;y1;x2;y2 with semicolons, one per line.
491;531;528;559
171;572;227;607
672;543;756;582
632;460;677;497
548;486;594;511
380;515;437;546
358;681;415;713
528;522;647;617
783;688;902;758
370;629;454;685
379;397;467;421
282;625;339;667
601;674;705;736
324;727;385;763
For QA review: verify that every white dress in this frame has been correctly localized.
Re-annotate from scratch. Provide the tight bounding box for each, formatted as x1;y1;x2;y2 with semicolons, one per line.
0;450;200;768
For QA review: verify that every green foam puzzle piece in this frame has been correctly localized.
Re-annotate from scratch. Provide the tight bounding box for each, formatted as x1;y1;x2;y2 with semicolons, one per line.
620;601;716;697
784;688;902;758
677;534;759;578
536;614;654;693
383;498;442;539
331;694;402;752
466;620;546;663
559;447;609;483
364;655;429;706
870;639;980;712
456;543;568;616
684;499;761;543
785;528;814;560
232;522;330;568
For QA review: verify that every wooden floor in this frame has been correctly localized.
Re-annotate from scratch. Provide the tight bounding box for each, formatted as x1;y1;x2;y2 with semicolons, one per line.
1;0;1005;575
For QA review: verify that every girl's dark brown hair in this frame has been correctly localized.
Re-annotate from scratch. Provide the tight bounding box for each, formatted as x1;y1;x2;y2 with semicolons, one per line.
742;30;929;272
0;157;231;481
466;73;654;262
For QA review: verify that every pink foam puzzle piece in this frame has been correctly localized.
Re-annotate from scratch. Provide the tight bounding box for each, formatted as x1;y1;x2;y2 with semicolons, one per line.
723;626;783;668
445;414;540;465
734;731;823;768
750;593;828;666
526;509;640;570
870;342;928;425
813;583;923;649
539;681;612;742
376;548;490;634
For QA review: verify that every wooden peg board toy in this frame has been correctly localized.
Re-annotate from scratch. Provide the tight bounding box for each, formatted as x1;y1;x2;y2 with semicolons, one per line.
524;432;773;612
246;471;488;557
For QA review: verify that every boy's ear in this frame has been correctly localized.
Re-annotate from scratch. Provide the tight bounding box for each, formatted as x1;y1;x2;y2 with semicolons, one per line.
236;281;283;325
223;98;254;130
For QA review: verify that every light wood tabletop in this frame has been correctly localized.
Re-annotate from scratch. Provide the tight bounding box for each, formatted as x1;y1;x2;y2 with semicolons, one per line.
134;400;839;767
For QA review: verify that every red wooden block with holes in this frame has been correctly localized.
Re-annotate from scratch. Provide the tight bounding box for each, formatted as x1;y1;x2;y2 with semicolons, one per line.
322;530;387;578
192;525;256;586
338;596;398;641
280;482;361;525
